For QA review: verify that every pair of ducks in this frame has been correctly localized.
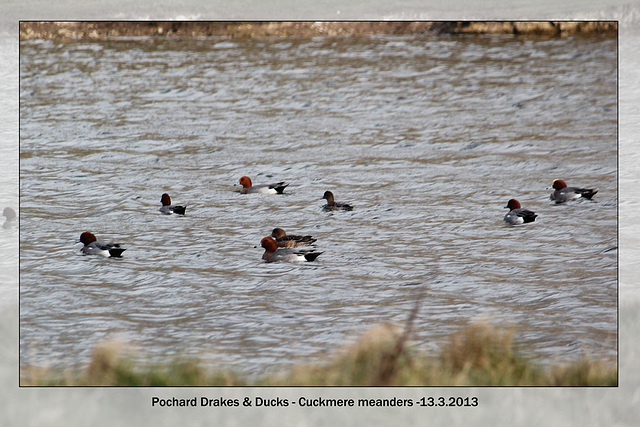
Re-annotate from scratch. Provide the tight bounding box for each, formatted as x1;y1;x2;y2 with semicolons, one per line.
260;228;323;263
237;176;353;211
77;193;186;257
503;179;598;225
78;176;353;261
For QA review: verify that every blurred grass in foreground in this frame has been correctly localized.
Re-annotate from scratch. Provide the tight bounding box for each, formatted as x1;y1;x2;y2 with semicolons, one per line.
21;322;616;386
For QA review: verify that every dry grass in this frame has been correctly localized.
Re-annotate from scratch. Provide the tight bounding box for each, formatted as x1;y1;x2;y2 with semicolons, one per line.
21;321;616;387
22;341;245;386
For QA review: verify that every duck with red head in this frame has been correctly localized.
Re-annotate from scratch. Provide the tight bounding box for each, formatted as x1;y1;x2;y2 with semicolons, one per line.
549;179;597;203
503;199;538;225
159;193;187;215
77;232;126;257
260;236;322;262
238;176;288;194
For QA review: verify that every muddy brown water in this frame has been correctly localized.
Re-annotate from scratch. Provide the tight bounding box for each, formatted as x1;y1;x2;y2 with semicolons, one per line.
19;34;617;376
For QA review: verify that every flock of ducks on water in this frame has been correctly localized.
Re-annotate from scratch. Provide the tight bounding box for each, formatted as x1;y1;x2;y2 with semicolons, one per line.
75;176;597;262
75;175;353;262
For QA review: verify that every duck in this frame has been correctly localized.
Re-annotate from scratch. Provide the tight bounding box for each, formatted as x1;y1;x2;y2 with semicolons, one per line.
77;232;126;258
503;199;538;225
159;193;187;215
3;207;16;229
549;179;597;203
270;227;317;248
260;236;322;262
322;191;353;211
238;176;288;194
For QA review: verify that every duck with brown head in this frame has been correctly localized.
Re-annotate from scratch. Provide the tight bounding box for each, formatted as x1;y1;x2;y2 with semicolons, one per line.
322;191;353;211
77;232;126;258
503;199;538;225
270;227;317;248
159;193;187;215
549;179;598;203
238;176;288;194
260;236;322;262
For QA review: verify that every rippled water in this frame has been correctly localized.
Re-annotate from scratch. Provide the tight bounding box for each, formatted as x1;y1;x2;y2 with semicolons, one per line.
19;33;617;377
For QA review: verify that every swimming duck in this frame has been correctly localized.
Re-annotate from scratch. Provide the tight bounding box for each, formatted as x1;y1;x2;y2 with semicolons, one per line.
238;176;288;194
77;232;126;258
271;227;317;248
159;193;187;215
503;199;538;225
260;236;322;262
322;191;353;211
549;179;597;203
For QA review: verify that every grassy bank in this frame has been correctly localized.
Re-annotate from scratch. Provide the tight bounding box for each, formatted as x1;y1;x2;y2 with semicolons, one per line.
21;322;616;387
19;21;617;40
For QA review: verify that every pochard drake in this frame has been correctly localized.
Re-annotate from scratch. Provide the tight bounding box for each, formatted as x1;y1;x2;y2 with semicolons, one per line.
503;199;538;225
77;232;126;258
260;236;323;262
322;191;353;211
159;193;187;215
3;207;16;229
238;176;288;194
549;179;597;203
271;227;317;248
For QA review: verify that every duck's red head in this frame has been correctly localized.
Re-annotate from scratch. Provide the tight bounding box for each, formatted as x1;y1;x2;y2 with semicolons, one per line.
552;179;567;190
260;236;278;252
239;176;253;188
505;199;521;210
79;232;97;245
160;193;172;206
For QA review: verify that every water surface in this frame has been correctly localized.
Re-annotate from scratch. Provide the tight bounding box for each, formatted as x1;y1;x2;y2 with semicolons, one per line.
19;33;617;377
